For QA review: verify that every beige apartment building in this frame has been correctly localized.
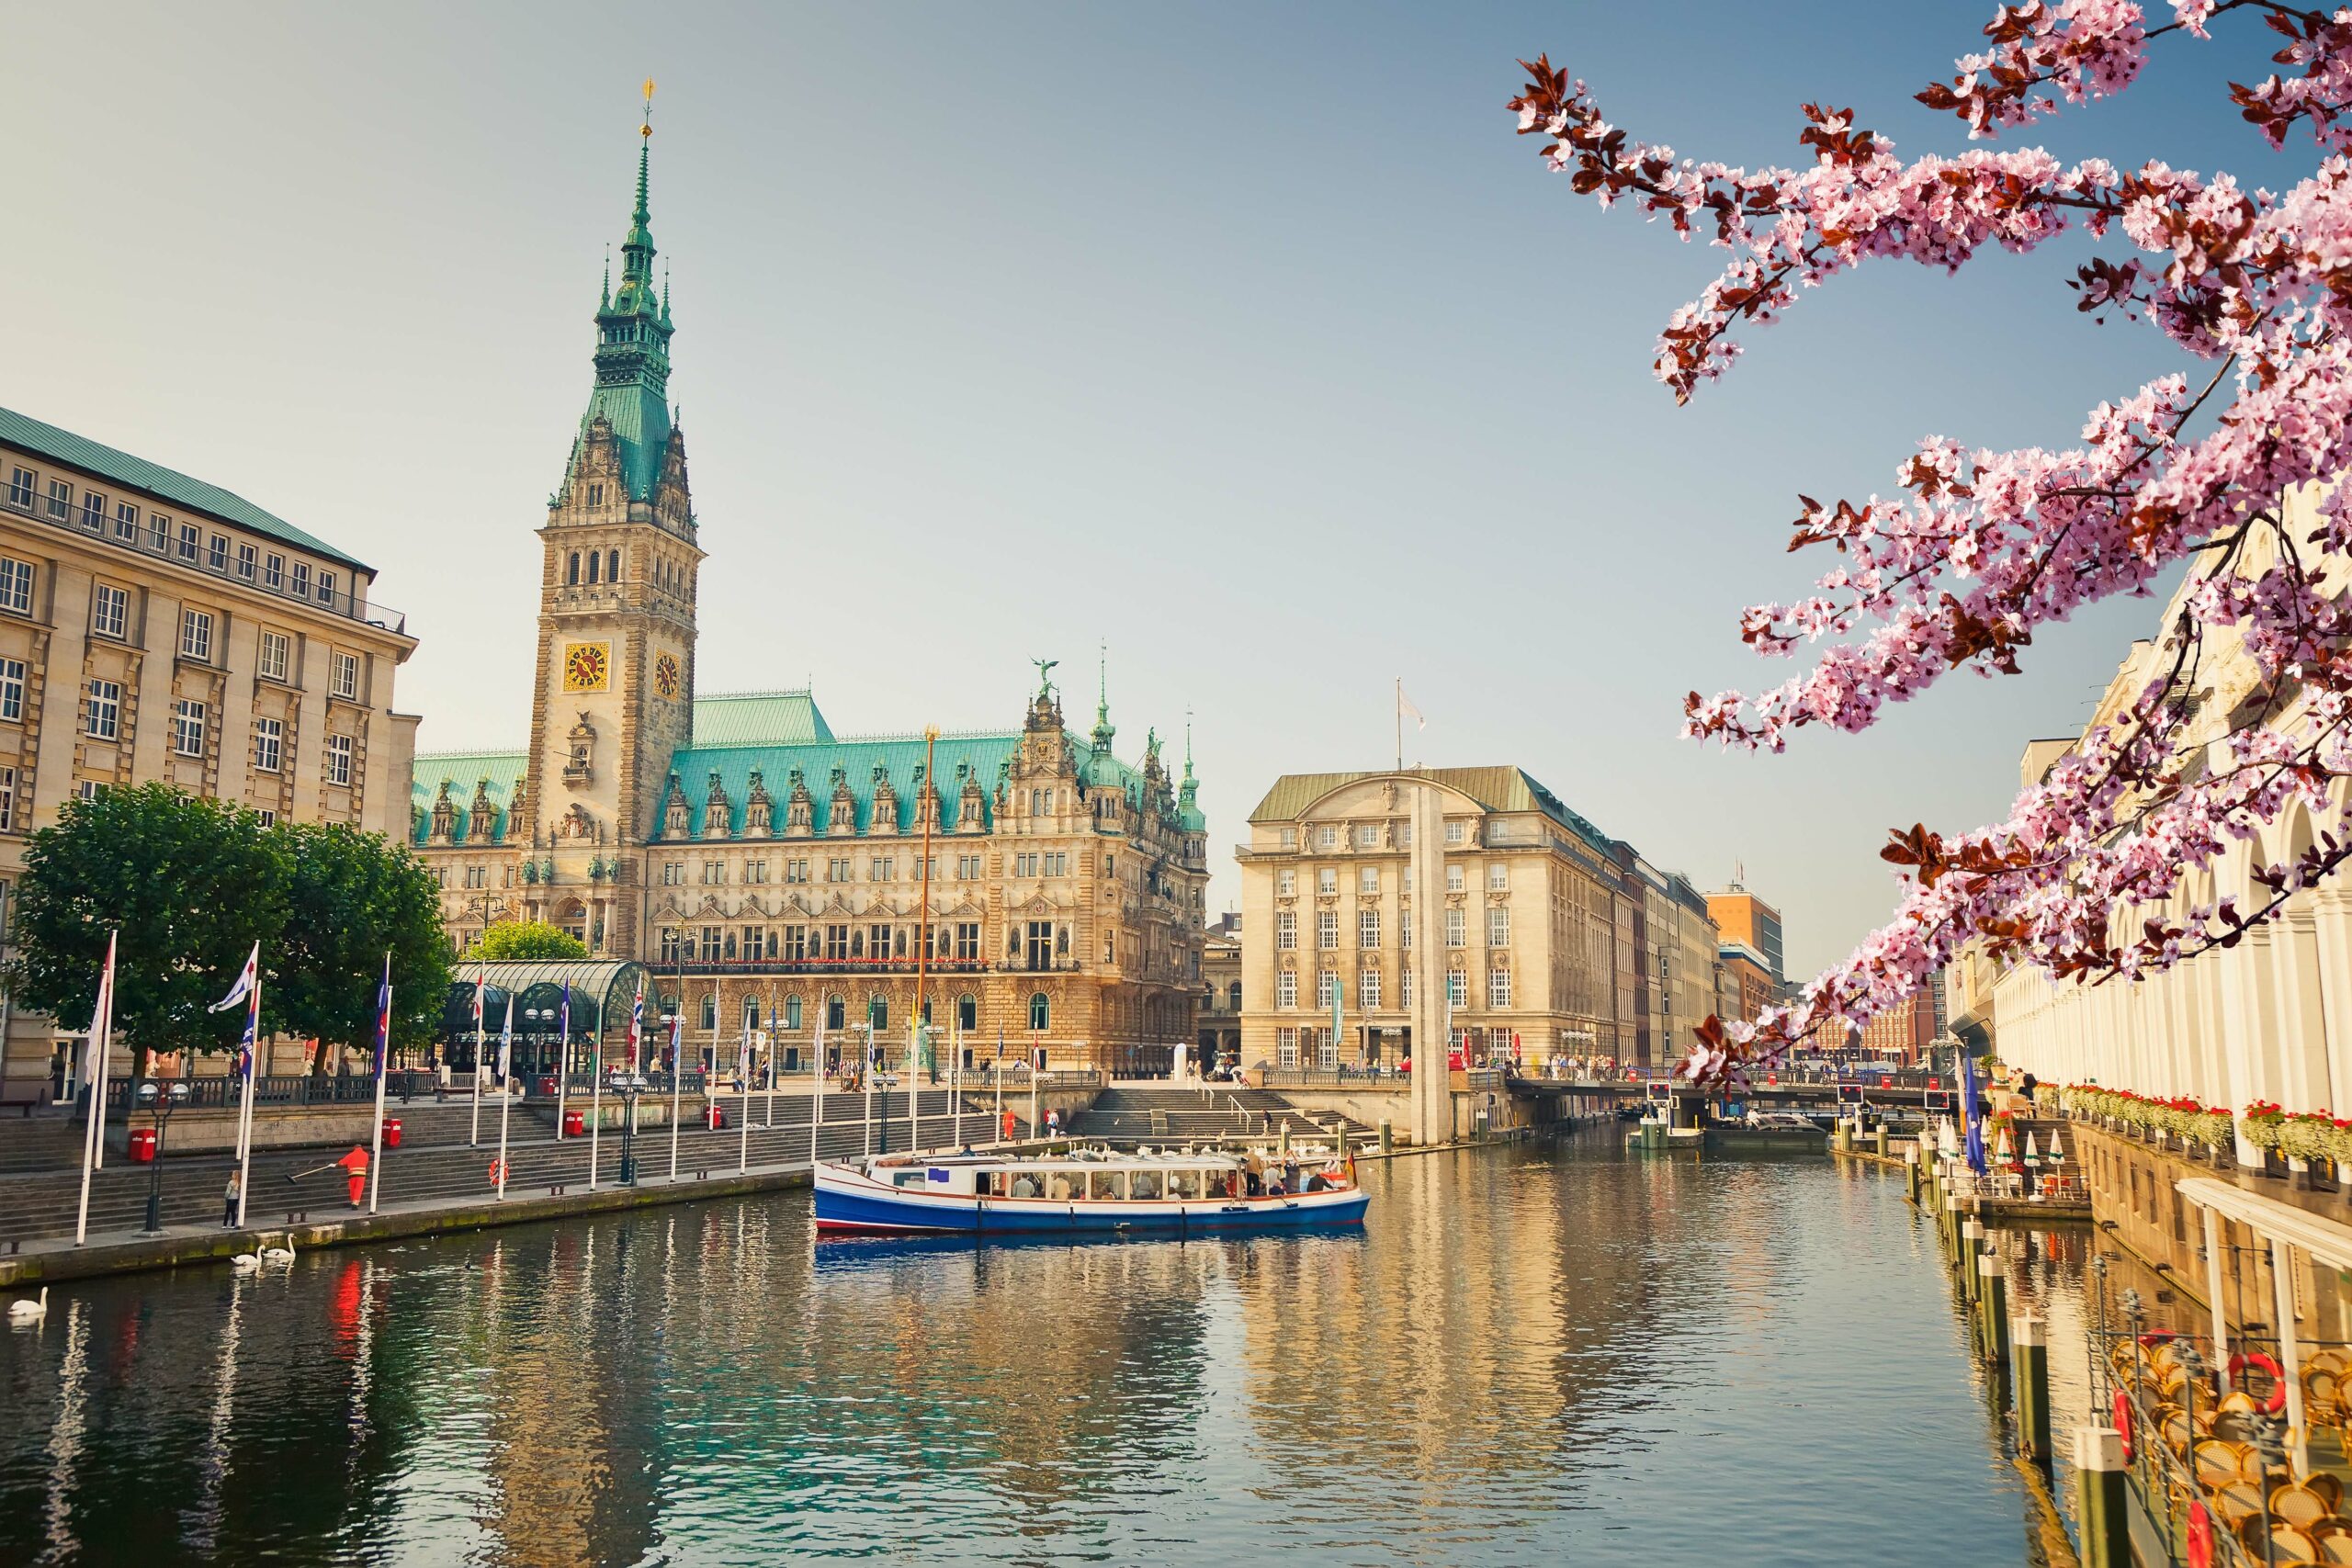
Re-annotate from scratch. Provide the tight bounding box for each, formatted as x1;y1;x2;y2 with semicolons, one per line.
0;406;418;1102
1238;767;1640;1070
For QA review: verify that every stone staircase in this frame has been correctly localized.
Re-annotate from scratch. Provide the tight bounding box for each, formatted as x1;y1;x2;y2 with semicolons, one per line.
0;1089;1022;1248
1066;1086;1374;1145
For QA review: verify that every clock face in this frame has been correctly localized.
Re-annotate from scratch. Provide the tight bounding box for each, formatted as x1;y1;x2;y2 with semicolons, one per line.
563;642;611;693
654;651;680;699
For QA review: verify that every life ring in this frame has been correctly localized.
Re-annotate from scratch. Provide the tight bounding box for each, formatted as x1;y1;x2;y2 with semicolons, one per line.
487;1158;507;1187
2113;1388;2135;1461
2186;1499;2214;1568
2228;1351;2289;1414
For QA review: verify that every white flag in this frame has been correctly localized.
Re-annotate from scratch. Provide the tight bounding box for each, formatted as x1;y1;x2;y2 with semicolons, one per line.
1397;686;1425;730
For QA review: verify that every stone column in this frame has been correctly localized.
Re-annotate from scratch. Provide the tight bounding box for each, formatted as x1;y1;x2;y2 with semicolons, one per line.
2270;905;2331;1112
1409;782;1448;1146
2309;886;2352;1114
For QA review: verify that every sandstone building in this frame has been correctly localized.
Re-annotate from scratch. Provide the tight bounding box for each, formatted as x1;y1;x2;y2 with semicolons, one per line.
0;408;417;1100
409;118;1206;1077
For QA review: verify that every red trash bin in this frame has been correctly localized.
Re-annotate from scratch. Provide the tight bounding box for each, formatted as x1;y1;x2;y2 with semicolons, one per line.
382;1117;402;1149
128;1127;157;1163
537;1076;558;1098
562;1109;586;1137
707;1103;727;1130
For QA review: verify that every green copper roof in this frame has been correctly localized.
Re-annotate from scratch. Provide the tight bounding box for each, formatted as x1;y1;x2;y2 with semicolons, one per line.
410;750;527;846
0;405;369;572
1249;765;1619;860
691;689;835;747
576;129;675;502
665;732;1023;838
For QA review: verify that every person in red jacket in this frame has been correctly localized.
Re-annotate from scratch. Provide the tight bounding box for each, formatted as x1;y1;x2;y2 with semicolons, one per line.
334;1145;369;1209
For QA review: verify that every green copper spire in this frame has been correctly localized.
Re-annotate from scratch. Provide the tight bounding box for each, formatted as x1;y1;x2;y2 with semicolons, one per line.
1090;641;1115;753
573;83;675;504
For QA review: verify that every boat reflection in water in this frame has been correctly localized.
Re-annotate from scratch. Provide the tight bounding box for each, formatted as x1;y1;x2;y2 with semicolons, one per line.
813;1146;1369;1236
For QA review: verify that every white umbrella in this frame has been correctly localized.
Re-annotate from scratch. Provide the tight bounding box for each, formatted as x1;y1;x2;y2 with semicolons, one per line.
1939;1118;1960;1157
2025;1131;2041;1165
2043;1131;2064;1165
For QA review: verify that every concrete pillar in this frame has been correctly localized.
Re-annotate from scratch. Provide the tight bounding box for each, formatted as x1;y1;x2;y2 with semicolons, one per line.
2013;1316;2051;1462
2074;1427;2131;1568
2311;886;2352;1115
1978;1254;2008;1365
2273;905;2331;1114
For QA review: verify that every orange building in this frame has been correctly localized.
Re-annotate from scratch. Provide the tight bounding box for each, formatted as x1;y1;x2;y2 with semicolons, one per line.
1705;884;1783;987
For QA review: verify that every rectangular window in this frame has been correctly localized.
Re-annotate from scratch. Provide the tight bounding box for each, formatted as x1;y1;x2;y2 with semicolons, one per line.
1404;866;1416;895
317;570;336;606
1489;967;1512;1009
85;679;119;739
147;514;167;552
1355;824;1380;848
264;553;284;590
1445;908;1466;948
1446;864;1465;893
235;543;257;581
1275;910;1296;951
700;927;722;962
1317;909;1338;950
786;858;809;884
258;630;289;682
1487;907;1511;947
324;733;353;786
180;608;213;662
702;861;725;885
46;480;71;519
332;651;358;700
1444;820;1465;845
1314;825;1336;848
1276;868;1296;897
290;561;310;598
1360;867;1379;896
91;584;127;640
207;535;228;571
1044;852;1068;877
956;921;980;961
1446;970;1468;1007
1276;971;1296;1009
178;523;200;561
173;700;206;758
1362;969;1383;1009
114;502;138;541
1487;863;1509;891
869;856;893;881
824;924;850;961
1317;970;1338;1008
0;558;34;615
0;659;21;722
255;807;277;829
1278;827;1297;848
254;716;282;773
868;922;894;961
1015;852;1038;877
956;853;982;881
0;767;15;831
5;468;30;508
1402;968;1414;1006
747;861;767;884
1277;1027;1297;1067
1317;867;1337;895
79;491;105;531
77;779;100;803
1360;909;1380;948
827;857;852;883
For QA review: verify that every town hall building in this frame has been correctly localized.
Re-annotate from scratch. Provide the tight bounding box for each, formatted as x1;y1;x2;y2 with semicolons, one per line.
409;112;1208;1077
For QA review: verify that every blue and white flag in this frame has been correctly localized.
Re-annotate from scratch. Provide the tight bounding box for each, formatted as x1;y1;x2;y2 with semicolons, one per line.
1961;1055;1987;1174
559;982;571;1048
209;942;262;1080
628;981;645;1070
372;954;393;1077
497;995;514;1084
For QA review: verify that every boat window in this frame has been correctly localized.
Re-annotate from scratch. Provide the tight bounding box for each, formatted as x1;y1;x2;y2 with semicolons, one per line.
1008;1172;1039;1199
1087;1170;1125;1201
1131;1170;1161;1200
1166;1170;1195;1199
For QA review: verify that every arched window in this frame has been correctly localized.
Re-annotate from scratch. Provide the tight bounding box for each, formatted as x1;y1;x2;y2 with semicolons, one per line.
699;992;716;1031
1227;981;1242;1010
742;996;760;1033
586;551;600;585
567;552;580;585
1029;992;1050;1032
607;548;621;584
785;994;803;1031
824;994;845;1031
956;994;977;1032
919;996;933;1024
868;995;888;1032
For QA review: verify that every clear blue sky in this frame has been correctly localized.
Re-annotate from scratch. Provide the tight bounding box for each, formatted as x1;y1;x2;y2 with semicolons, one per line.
0;3;2304;978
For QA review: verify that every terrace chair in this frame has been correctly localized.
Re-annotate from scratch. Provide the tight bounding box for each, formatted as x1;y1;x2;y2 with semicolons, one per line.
2199;1440;2252;1490
2276;1484;2335;1531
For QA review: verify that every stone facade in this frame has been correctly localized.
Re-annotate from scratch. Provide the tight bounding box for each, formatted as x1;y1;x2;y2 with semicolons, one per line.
1237;766;1666;1072
408;121;1207;1077
0;408;418;1100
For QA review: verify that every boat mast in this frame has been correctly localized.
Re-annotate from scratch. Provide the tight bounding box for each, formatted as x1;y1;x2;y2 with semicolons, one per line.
914;725;938;1153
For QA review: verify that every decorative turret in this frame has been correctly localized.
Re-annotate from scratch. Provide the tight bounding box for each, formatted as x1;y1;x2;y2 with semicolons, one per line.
701;769;732;839
571;81;677;507
744;770;773;836
1091;645;1115;755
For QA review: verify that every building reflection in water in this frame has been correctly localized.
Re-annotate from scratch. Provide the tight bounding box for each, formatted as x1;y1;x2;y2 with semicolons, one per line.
0;1142;2075;1567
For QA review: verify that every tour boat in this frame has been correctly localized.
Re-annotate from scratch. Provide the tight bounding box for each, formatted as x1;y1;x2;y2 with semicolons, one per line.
812;1147;1370;1237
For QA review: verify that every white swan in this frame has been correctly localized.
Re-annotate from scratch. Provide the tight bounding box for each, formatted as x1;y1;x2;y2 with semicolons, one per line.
260;1243;294;1264
230;1252;261;1272
7;1287;48;1325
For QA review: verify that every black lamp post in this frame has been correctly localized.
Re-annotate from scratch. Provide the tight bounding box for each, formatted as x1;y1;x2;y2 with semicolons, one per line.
137;1078;191;1235
612;1069;648;1185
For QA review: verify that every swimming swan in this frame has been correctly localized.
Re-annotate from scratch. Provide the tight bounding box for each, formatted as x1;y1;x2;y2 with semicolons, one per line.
6;1287;48;1325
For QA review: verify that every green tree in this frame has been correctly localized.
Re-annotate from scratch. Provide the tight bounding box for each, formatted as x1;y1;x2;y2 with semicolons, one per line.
474;919;587;963
5;783;290;1080
274;822;454;1076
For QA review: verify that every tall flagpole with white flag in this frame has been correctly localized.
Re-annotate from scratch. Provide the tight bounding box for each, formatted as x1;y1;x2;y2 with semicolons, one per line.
368;953;391;1213
72;932;117;1247
810;1010;826;1169
1396;680;1425;772
667;1010;684;1182
494;995;515;1200
469;965;486;1147
209;942;263;1229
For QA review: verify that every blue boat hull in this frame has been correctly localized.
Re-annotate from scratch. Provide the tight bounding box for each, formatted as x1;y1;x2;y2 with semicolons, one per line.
813;1179;1369;1238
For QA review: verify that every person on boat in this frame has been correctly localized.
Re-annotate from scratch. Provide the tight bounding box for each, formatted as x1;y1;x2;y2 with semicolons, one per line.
1011;1173;1038;1199
1266;1171;1286;1198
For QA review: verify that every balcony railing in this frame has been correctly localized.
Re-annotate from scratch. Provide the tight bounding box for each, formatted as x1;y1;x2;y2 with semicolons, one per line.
652;956;1005;977
0;482;406;636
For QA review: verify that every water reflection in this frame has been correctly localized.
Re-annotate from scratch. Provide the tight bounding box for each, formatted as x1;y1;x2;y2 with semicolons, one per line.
2;1141;2064;1566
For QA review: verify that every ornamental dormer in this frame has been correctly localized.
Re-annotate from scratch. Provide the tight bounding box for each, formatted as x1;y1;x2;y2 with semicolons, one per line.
662;772;691;840
471;778;498;842
744;770;773;837
870;764;899;837
701;770;732;840
827;766;857;836
785;768;814;837
430;781;458;845
958;765;987;833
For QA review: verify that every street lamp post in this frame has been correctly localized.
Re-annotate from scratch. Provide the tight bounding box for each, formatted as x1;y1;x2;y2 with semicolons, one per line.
137;1078;191;1235
612;1068;647;1186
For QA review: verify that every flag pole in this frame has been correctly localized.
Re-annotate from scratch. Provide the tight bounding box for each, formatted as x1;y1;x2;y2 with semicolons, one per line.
765;997;778;1129
495;995;514;1201
1396;677;1402;772
368;952;390;1214
738;1002;752;1174
587;1000;603;1194
993;1027;1004;1143
235;959;259;1229
470;961;484;1148
71;931;116;1247
811;1010;826;1170
954;1019;964;1150
668;1010;684;1182
554;993;569;1143
90;940;109;1174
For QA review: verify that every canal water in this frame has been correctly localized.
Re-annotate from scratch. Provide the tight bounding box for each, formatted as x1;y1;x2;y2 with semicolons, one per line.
0;1137;2093;1566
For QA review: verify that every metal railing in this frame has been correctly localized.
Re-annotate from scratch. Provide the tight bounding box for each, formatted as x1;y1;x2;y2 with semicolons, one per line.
0;481;406;635
1260;1066;1399;1089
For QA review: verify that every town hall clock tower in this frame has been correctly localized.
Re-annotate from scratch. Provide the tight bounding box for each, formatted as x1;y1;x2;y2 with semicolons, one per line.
518;91;700;959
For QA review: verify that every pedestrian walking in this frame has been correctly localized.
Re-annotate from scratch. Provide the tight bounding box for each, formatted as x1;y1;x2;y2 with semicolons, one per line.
221;1170;241;1228
436;1058;452;1101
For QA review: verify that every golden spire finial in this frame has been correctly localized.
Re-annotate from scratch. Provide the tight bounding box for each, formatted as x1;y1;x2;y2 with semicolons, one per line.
641;77;656;138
